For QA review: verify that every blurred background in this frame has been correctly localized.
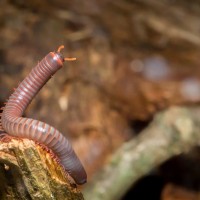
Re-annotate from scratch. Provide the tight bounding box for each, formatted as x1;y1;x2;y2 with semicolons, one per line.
1;0;200;199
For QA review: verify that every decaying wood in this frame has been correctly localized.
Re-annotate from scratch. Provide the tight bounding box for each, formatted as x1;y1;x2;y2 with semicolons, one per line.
83;106;200;200
0;138;84;200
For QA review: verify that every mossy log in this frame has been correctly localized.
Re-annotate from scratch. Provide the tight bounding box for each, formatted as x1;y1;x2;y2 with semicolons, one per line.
0;138;84;200
83;106;200;200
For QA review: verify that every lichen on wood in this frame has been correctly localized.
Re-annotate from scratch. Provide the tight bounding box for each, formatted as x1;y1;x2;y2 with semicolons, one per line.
0;138;84;200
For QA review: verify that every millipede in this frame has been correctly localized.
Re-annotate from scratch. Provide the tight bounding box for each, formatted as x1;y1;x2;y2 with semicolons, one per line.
0;45;87;185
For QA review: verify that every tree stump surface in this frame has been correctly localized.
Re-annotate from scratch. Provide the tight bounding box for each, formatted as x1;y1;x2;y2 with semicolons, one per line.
0;138;84;200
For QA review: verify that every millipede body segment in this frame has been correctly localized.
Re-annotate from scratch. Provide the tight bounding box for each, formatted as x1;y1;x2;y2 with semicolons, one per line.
0;46;87;185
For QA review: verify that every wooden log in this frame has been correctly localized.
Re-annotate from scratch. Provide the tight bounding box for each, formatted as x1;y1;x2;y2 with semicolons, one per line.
83;106;200;200
0;138;84;200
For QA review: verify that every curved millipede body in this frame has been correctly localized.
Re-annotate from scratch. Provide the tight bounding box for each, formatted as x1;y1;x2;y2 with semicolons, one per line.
0;46;87;185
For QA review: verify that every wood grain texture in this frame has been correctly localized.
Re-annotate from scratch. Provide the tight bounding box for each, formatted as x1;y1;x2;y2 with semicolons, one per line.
0;138;84;200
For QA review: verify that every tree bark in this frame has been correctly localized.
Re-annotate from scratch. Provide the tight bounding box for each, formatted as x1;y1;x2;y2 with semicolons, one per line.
0;138;84;200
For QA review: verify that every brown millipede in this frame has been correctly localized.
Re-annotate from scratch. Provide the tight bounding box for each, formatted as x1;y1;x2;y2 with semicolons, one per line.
0;45;87;185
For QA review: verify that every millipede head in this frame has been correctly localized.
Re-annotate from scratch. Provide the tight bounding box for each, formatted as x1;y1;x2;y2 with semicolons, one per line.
49;45;76;69
56;45;76;62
